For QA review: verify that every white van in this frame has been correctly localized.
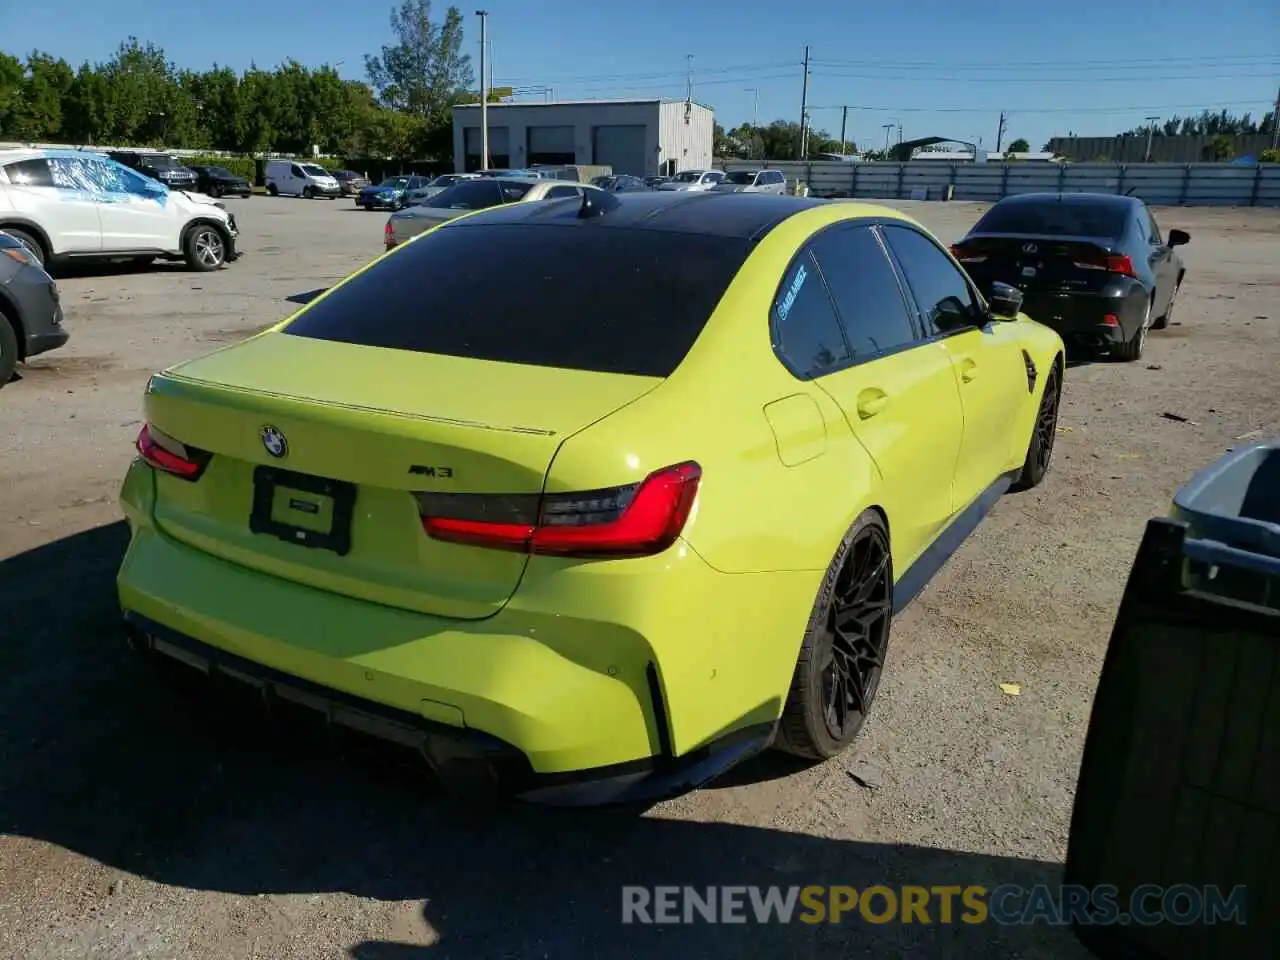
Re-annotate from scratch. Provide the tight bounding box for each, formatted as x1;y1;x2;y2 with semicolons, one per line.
265;160;342;199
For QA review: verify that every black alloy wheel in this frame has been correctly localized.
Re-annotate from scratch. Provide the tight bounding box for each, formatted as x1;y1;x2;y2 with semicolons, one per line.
1013;367;1061;490
821;524;892;741
777;511;894;760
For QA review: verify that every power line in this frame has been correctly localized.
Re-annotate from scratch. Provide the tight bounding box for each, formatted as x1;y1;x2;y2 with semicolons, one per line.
802;99;1273;115
495;59;797;86
808;69;1278;84
810;54;1279;69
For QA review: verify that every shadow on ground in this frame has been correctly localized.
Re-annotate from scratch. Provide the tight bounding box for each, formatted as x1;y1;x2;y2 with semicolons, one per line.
50;259;191;279
0;523;1089;959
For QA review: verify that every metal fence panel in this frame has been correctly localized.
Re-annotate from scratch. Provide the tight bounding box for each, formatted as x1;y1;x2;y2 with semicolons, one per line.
713;159;1280;207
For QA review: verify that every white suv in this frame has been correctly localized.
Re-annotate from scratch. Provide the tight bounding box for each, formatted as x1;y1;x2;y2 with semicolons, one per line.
0;149;240;272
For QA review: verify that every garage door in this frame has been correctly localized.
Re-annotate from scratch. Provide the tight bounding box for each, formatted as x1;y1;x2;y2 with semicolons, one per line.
463;126;510;170
592;125;647;176
526;126;575;166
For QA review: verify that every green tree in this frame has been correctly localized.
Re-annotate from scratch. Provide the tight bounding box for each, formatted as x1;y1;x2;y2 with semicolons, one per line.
364;1;473;118
63;62;113;144
1007;137;1030;153
1203;134;1235;161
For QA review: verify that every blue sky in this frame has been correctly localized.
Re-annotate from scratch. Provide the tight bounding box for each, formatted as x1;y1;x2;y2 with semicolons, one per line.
2;0;1276;151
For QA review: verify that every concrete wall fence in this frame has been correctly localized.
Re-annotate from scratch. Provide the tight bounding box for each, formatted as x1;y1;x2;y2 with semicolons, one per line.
715;160;1280;207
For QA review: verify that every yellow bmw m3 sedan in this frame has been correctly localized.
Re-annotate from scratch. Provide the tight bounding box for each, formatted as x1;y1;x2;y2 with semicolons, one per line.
117;191;1065;805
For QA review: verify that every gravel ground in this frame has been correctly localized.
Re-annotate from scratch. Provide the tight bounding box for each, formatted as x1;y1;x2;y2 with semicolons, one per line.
1;195;1277;960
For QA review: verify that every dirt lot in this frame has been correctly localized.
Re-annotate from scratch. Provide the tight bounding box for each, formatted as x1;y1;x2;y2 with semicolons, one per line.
1;196;1277;959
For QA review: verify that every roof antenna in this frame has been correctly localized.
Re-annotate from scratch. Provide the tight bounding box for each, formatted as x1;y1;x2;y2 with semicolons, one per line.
578;189;620;219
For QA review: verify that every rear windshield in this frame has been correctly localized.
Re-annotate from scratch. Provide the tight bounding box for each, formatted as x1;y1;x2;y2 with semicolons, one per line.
284;223;752;377
972;199;1127;239
725;171;757;184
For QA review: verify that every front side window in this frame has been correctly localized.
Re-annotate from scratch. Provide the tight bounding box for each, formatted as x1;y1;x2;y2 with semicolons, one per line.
810;225;918;359
36;156;167;200
1146;207;1163;245
882;225;981;336
299;164;329;177
771;251;850;378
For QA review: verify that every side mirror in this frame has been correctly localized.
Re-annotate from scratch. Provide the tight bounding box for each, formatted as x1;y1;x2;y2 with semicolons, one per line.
988;281;1024;320
1168;229;1190;247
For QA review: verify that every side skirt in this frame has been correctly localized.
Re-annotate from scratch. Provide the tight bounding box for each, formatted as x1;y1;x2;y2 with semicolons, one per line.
892;470;1019;615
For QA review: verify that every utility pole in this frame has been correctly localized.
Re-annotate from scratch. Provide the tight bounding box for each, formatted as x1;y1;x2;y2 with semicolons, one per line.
686;54;694;104
798;46;810;161
1143;115;1159;162
1271;84;1280;151
744;87;758;128
882;122;894;153
995;110;1007;153
840;105;848;154
476;10;489;170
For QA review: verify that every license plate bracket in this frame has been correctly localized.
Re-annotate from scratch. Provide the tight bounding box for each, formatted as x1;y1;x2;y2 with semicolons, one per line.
250;466;356;556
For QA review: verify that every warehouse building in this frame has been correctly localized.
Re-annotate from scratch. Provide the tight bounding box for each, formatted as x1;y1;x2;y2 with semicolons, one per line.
452;99;714;177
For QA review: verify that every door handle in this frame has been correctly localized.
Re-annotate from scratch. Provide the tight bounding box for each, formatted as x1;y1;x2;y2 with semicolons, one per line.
856;388;889;419
959;357;979;382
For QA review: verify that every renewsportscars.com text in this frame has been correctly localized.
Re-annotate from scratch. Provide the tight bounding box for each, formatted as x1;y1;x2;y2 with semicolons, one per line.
621;884;1249;926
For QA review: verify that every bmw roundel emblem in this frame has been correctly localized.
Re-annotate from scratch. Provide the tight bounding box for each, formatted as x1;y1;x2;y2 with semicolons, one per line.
261;425;288;458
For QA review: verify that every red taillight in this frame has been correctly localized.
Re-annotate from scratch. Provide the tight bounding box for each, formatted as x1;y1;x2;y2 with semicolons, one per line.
949;243;987;264
417;461;702;559
1072;253;1135;277
384;222;395;247
135;424;210;480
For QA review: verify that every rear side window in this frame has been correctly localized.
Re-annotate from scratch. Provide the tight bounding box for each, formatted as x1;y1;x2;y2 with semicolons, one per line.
284;224;753;378
3;159;54;187
771;251;850;378
810;226;918;358
426;179;502;209
972;199;1128;239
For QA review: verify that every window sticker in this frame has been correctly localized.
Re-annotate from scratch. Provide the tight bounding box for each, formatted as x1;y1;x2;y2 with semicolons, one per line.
777;262;808;322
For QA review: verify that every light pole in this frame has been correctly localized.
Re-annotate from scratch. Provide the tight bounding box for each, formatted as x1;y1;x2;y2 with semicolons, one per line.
1143;115;1159;163
743;87;758;158
476;10;490;170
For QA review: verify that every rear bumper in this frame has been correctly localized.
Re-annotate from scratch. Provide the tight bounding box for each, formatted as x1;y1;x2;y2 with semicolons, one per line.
116;460;813;803
1017;288;1149;346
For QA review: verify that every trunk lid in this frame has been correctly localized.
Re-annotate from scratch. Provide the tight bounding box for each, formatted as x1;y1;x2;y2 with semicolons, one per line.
955;232;1123;295
143;331;660;619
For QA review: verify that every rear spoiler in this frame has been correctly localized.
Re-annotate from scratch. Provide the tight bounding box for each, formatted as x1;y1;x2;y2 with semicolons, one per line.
959;231;1118;254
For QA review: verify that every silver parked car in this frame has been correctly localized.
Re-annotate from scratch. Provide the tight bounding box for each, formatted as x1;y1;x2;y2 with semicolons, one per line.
714;169;788;195
655;169;726;192
384;177;605;249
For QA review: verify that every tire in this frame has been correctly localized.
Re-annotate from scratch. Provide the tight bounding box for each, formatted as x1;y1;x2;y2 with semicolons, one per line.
302;186;314;200
1151;274;1182;330
4;227;46;268
776;510;893;760
183;224;227;271
267;183;278;197
1012;363;1061;491
0;314;18;389
1111;298;1151;363
209;185;223;199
